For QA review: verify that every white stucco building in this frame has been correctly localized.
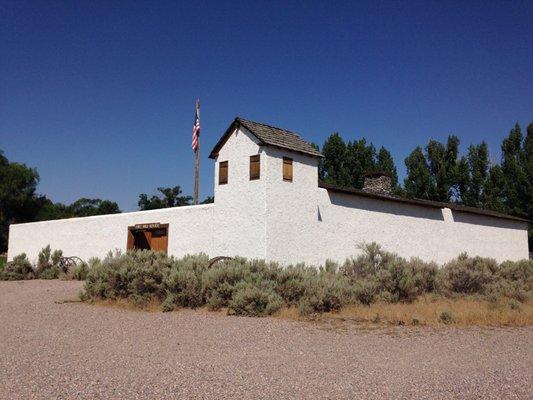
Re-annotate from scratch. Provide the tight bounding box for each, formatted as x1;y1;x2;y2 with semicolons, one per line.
8;117;529;265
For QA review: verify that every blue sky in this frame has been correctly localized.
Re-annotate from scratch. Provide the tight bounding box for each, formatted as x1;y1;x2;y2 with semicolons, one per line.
1;1;531;211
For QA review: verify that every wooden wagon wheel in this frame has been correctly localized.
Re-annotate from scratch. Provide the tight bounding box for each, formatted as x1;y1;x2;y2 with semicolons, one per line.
207;256;233;268
58;256;84;273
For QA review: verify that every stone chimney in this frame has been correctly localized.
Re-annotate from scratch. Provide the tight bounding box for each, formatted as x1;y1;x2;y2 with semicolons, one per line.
362;171;392;194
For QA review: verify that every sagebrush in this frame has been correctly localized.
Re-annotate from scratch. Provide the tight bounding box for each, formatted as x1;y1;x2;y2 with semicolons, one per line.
0;245;88;281
80;244;533;317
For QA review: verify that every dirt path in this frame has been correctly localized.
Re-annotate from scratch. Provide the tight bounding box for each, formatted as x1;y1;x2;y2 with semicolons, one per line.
1;280;531;399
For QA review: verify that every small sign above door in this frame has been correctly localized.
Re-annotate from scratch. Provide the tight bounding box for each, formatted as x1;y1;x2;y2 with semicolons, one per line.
133;222;162;230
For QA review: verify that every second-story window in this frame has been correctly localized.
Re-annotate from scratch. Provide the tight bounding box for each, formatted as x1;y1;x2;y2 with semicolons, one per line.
249;155;260;180
219;161;228;185
283;157;293;181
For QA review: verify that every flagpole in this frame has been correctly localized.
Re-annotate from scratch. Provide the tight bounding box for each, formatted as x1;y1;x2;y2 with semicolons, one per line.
193;99;200;205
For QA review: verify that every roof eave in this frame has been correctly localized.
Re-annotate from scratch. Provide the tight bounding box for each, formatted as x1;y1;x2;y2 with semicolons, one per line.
209;118;323;159
319;182;529;223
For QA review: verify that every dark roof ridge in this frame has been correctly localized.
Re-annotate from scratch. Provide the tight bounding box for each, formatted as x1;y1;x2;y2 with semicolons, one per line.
210;117;323;158
318;181;529;223
236;117;302;138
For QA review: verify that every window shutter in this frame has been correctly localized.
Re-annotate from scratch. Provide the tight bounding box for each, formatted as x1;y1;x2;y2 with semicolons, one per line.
283;157;293;181
249;155;260;180
219;161;228;185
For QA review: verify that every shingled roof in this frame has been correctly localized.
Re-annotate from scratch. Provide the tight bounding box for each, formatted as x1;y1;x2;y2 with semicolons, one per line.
209;117;323;159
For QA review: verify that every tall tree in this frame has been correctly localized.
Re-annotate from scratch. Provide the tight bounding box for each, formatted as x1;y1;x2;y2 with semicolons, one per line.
344;139;377;188
319;134;392;190
425;136;460;202
320;133;349;185
404;147;432;199
376;146;398;189
457;142;489;207
138;186;192;210
501;123;528;217
482;165;507;213
484;122;532;250
524;123;533;249
405;136;461;202
0;151;42;252
67;198;121;217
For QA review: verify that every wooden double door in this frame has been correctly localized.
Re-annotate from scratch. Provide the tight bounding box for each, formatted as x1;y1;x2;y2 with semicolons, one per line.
127;223;169;253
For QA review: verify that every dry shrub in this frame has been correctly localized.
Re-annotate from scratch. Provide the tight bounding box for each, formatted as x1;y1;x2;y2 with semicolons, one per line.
438;254;497;294
342;243;438;302
228;281;283;317
72;259;91;281
439;255;532;301
35;245;64;279
297;273;355;315
83;250;174;306
0;253;34;280
79;245;533;322
163;253;210;310
275;264;312;305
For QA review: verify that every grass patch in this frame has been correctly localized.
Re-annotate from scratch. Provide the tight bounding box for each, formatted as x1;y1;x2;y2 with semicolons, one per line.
275;297;533;327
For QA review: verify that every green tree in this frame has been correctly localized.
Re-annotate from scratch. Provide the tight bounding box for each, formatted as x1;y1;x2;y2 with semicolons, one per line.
499;123;532;249
67;198;121;217
320;133;349;185
319;134;392;190
0;151;42;252
201;196;214;204
524;123;533;249
405;136;461;202
457;142;489;207
377;146;398;189
404;147;432;199
425;136;460;202
482;165;507;213
138;186;192;210
35;197;70;220
501;123;528;216
344;139;377;188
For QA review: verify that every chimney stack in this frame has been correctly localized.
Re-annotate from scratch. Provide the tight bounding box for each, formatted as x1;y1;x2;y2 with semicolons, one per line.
362;171;392;194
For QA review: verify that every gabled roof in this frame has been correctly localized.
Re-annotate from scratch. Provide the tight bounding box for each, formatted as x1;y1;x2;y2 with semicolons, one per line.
209;117;323;159
319;182;530;223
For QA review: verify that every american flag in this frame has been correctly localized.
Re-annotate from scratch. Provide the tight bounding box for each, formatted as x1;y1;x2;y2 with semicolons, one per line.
191;105;200;152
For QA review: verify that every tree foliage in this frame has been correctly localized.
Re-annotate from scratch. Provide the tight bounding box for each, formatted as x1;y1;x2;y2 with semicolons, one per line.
0;151;41;251
404;146;432;200
319;133;398;190
404;136;460;202
401;123;532;249
499;123;533;248
201;196;214;204
0;150;121;252
377;147;398;189
138;186;193;210
456;142;490;207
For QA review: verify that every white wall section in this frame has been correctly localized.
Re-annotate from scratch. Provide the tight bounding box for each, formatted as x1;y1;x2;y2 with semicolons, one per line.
8;205;214;263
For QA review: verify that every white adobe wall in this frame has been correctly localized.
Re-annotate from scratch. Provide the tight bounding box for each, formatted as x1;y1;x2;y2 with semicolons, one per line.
263;147;322;265
309;190;529;265
263;176;528;266
7;204;214;263
212;126;267;260
260;146;528;266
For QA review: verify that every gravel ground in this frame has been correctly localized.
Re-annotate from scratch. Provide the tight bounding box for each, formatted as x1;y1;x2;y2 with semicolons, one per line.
1;280;532;399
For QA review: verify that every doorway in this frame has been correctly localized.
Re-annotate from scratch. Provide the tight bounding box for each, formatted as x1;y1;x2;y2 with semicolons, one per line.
127;223;169;253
